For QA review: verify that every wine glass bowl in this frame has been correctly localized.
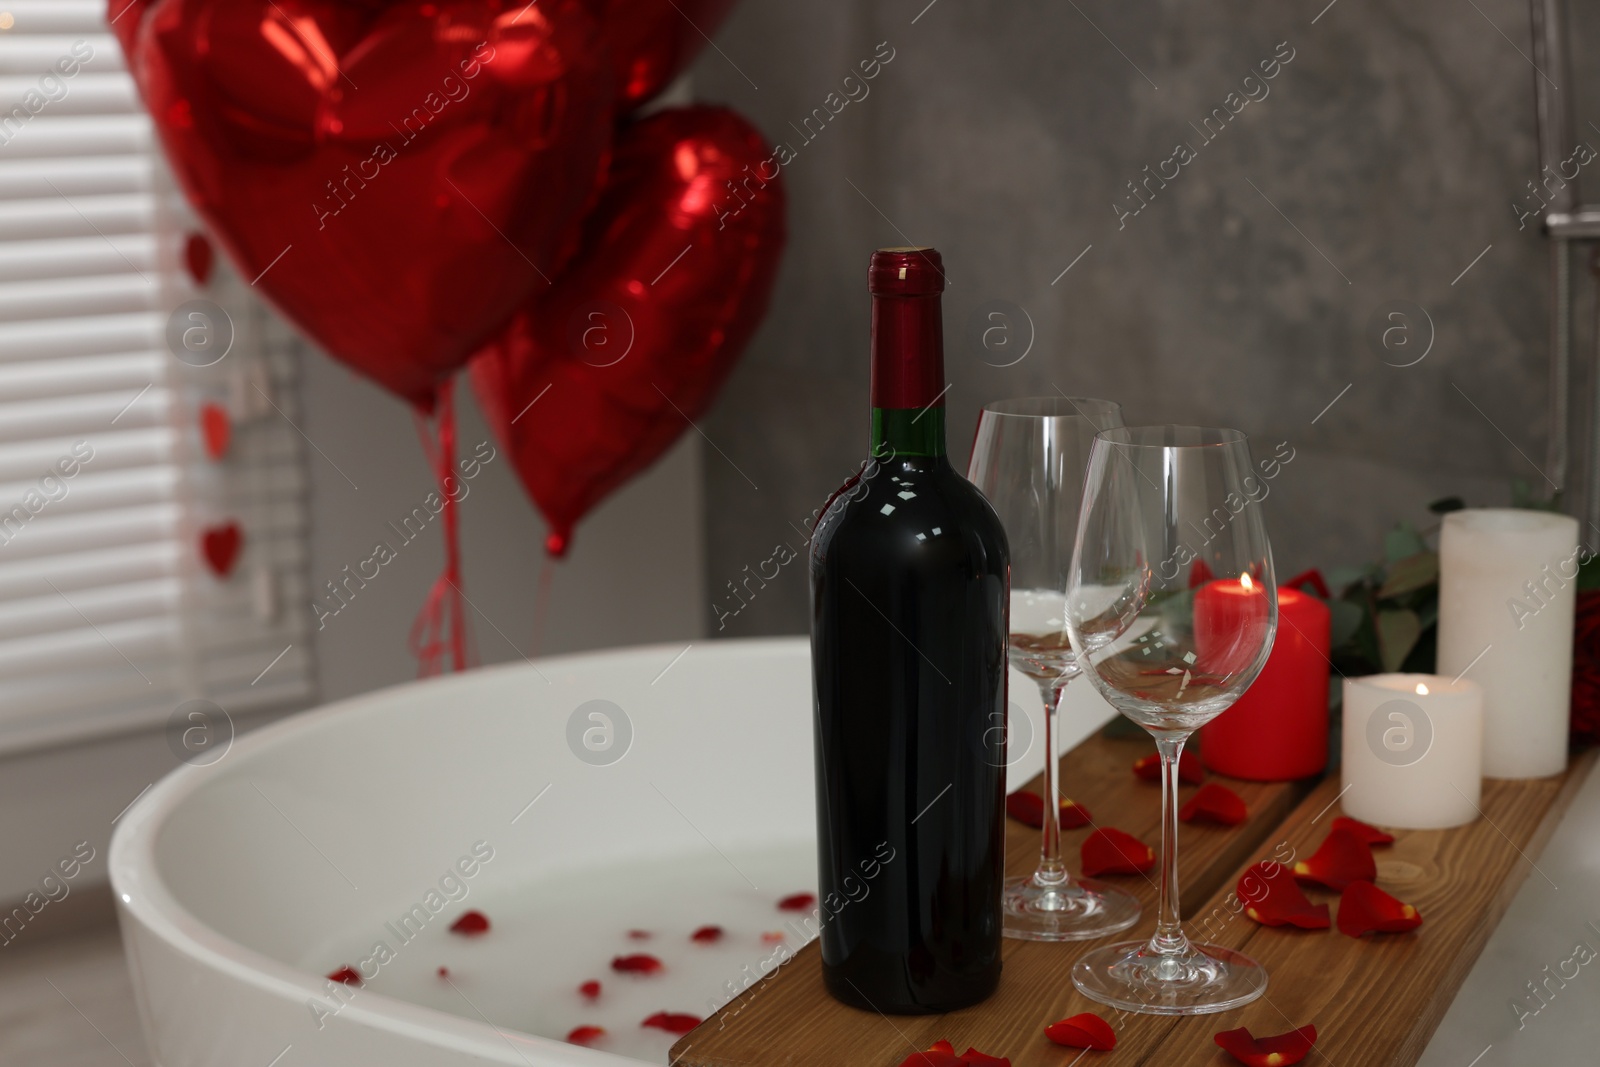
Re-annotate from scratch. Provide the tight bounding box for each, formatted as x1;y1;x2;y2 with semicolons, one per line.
967;397;1141;942
1066;425;1278;1013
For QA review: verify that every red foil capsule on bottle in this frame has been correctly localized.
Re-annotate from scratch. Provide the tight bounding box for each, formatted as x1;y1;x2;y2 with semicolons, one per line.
868;247;946;410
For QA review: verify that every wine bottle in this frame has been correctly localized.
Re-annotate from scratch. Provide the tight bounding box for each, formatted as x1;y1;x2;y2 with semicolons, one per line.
808;247;1009;1014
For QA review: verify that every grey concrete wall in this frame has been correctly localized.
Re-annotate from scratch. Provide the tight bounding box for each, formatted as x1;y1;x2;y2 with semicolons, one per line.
691;0;1557;636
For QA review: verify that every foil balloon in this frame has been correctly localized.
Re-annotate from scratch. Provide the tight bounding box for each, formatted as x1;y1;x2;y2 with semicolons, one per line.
120;0;615;409
470;105;785;555
581;0;739;111
108;0;155;55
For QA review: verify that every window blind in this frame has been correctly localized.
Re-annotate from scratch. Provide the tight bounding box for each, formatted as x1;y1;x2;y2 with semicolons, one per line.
0;0;315;752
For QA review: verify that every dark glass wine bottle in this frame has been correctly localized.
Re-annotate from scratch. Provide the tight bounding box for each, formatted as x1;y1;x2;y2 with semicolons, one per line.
808;247;1009;1014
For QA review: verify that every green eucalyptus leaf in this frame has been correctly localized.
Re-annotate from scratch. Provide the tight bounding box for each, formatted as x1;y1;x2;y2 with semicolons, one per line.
1579;554;1600;593
1327;598;1365;650
1384;524;1427;563
1324;565;1373;594
1377;551;1439;600
1376;608;1422;673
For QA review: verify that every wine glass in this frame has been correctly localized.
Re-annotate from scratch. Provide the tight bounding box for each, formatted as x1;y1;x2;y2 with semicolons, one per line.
966;397;1140;941
1065;425;1277;1013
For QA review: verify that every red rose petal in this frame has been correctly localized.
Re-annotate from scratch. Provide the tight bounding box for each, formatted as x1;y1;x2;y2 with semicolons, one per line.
1004;790;1093;829
628;929;652;940
183;232;214;287
326;966;361;986
641;1011;701;1035
1133;750;1205;784
895;1052;965;1067
960;1048;1011;1067
1292;827;1377;891
436;966;449;978
612;953;664;975
1337;880;1422;937
1331;816;1395;846
579;979;601;999
928;1040;955;1054
1005;790;1044;827
567;1025;606;1046
1058;799;1092;829
1180;782;1249;826
449;910;490;935
691;925;724;943
1214;1024;1318;1067
1236;862;1330;929
1045;1012;1117;1050
1081;827;1155;877
777;892;816;912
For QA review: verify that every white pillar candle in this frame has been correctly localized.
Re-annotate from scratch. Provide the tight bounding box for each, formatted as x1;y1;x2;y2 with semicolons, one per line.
1341;674;1484;830
1437;508;1578;779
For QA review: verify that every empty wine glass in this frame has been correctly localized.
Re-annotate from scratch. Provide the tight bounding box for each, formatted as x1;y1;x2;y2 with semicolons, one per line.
1066;425;1277;1013
967;397;1140;941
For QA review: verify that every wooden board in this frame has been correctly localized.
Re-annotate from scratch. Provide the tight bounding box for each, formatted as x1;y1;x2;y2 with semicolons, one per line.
671;739;1595;1067
670;731;1317;1066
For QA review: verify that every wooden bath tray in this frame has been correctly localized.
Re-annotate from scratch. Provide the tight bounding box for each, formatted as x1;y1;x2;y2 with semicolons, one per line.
671;731;1596;1066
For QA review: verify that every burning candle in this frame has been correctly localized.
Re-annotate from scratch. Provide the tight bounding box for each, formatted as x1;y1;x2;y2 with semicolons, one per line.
1200;586;1330;780
1437;509;1578;779
1190;574;1273;680
1341;674;1484;830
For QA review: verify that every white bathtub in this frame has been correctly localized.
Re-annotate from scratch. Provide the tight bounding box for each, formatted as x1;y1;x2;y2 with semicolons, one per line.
110;636;1104;1066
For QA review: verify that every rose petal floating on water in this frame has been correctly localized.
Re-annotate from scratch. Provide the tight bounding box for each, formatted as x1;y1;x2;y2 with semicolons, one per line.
449;910;490;936
611;953;664;975
567;1025;605;1046
641;1011;701;1035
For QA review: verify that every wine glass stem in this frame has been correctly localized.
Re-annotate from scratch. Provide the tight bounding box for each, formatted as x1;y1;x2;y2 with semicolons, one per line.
1033;680;1070;887
1148;734;1192;959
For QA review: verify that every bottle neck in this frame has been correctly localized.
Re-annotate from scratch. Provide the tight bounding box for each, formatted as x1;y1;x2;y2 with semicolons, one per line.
869;292;946;458
871;408;945;458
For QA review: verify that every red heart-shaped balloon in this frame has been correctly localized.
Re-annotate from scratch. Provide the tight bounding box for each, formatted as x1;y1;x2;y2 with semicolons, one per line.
470;105;784;554
124;0;616;409
109;0;156;56
201;522;243;577
199;402;231;459
581;0;739;111
184;233;214;287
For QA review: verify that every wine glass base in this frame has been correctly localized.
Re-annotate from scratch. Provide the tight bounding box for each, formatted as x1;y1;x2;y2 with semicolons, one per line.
1071;940;1266;1015
1000;875;1142;942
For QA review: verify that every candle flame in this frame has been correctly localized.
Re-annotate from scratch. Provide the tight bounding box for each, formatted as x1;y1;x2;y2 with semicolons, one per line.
1416;682;1430;696
1240;573;1254;591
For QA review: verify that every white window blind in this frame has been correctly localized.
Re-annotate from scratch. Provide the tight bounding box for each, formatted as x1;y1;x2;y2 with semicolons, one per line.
0;0;314;752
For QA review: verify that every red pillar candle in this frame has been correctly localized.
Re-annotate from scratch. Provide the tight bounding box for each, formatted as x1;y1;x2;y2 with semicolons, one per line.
1199;585;1330;780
